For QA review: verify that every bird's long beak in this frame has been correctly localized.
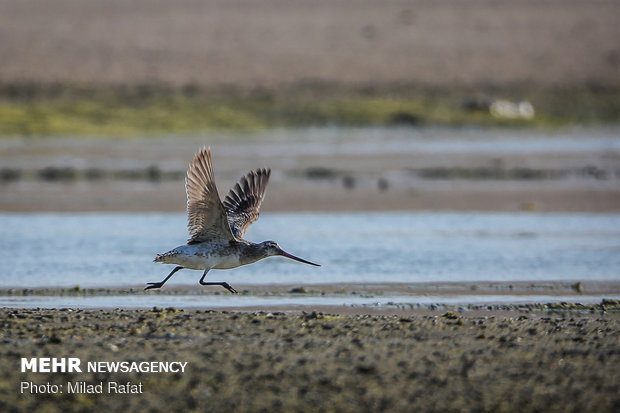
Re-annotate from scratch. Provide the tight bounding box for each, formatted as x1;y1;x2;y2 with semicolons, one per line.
278;249;321;266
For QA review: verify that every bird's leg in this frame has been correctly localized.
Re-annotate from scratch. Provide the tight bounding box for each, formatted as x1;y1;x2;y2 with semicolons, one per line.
199;268;238;294
145;266;183;290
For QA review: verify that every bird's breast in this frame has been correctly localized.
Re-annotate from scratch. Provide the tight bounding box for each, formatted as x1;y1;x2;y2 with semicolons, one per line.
185;243;243;269
212;251;243;269
157;243;247;270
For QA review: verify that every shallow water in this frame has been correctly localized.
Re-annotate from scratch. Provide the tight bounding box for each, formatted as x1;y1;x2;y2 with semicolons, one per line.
237;126;620;156
2;126;619;170
2;293;616;310
1;212;619;290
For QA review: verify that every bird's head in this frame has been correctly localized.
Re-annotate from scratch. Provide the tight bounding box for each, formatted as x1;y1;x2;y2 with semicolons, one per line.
259;240;320;266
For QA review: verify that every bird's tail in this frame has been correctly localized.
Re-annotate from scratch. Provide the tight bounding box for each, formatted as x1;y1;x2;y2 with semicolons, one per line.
154;251;176;263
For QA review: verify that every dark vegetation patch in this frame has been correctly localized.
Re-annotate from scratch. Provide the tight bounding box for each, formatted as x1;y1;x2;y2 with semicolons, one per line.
414;165;611;180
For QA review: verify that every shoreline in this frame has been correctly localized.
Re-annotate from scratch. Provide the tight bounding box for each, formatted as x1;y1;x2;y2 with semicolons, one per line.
2;180;619;213
2;127;619;213
3;280;619;295
2;282;619;314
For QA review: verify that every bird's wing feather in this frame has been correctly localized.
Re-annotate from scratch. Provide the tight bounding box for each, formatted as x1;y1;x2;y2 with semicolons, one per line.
222;168;271;238
185;147;236;244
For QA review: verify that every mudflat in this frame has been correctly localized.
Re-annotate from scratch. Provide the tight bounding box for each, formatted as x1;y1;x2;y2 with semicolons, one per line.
0;0;618;88
1;308;618;412
1;130;619;213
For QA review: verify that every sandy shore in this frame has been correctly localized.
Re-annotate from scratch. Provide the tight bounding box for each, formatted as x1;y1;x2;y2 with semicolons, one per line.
1;308;618;412
1;0;618;88
1;130;619;213
3;179;619;213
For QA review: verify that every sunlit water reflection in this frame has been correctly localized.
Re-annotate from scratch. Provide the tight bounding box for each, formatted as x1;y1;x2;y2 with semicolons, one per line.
1;212;619;290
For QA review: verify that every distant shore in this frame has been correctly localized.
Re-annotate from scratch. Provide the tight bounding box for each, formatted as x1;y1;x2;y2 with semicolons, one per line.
2;0;620;135
1;128;619;213
1;1;618;88
1;84;619;136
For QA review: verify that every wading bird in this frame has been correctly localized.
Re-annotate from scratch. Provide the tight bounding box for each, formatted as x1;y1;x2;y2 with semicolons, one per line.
146;147;319;293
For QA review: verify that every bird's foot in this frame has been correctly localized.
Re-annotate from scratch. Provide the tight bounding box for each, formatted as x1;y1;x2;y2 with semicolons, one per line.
222;283;238;294
144;282;164;291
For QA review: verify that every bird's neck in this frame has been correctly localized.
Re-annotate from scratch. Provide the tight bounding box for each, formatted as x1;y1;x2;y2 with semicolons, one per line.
239;242;269;265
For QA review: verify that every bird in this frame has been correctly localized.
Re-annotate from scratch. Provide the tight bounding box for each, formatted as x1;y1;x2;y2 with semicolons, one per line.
145;146;320;293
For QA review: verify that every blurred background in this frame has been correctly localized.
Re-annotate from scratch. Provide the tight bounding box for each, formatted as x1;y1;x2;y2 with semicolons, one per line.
0;0;619;297
0;0;618;213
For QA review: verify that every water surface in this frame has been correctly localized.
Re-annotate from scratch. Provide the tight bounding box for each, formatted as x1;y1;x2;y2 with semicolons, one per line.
1;212;618;290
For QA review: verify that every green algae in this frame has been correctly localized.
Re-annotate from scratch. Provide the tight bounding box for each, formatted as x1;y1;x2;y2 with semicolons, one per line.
0;85;618;136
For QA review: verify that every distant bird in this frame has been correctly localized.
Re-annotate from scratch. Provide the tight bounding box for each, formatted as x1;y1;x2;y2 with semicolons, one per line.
146;147;319;293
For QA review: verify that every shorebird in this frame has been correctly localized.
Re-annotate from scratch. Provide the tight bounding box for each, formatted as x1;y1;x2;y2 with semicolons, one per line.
146;147;319;293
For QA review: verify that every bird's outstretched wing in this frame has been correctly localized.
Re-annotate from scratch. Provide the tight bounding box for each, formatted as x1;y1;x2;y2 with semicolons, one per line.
185;147;236;244
222;168;271;239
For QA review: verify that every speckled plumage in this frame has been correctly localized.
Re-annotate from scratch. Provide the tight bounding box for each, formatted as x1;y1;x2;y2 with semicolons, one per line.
223;168;271;239
146;147;319;293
